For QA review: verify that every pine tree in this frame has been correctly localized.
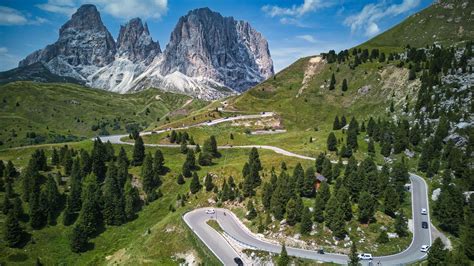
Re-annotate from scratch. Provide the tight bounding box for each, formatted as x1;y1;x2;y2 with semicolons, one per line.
132;136;145;166
51;148;59;166
153;149;165;175
124;179;140;221
204;173;214;192
248;148;262;171
461;200;474;259
292;163;304;195
313;194;325;223
346;128;358;151
321;159;333;183
348;241;360;266
333;116;341;130
209;135;219;157
368;138;375;154
29;180;46;229
44;174;61;225
302;167;315;197
4;208;24;247
70;224;88;253
190;172;201;194
68;158;83;212
435;183;464;235
180;141;188;154
428;238;447;265
377;230;389;244
5;160;18;178
336;186;352;221
169;130;177;143
358;191;375;224
319;181;331;204
255;180;270;209
341;78;348;91
325;195;338;229
142;153;156;197
408;67;416;80
103;164;125;225
383;186;399;217
300;207;312;235
177;174;185;185
395;210;408;237
76;174;102;237
242;174;255;197
332;207;346;238
329;73;336;90
91;140;106;181
198;151;213;166
327;132;338;151
285;198;298;226
246;200;257;220
278;244;289;266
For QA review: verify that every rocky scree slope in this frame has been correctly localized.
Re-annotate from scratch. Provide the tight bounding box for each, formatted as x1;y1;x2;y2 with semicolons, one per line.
16;5;274;99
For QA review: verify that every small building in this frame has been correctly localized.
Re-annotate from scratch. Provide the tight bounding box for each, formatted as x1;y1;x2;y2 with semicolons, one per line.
315;173;327;190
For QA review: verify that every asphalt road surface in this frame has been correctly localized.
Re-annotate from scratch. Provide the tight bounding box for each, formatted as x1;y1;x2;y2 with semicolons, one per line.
100;112;432;265
183;173;431;265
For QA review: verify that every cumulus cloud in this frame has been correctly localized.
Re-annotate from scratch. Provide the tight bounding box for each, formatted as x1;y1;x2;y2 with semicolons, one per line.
344;0;420;37
262;0;331;17
0;6;47;25
297;35;318;44
279;17;311;28
37;0;168;20
37;0;76;16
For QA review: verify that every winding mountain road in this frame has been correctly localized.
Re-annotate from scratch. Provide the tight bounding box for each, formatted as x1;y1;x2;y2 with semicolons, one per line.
99;112;432;265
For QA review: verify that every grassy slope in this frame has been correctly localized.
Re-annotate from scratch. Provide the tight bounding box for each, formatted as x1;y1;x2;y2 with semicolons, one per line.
0;141;315;265
0;82;207;148
361;0;474;50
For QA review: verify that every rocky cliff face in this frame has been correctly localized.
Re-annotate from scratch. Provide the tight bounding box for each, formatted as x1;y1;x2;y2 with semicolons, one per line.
19;4;115;73
18;5;274;99
161;8;273;92
117;18;161;63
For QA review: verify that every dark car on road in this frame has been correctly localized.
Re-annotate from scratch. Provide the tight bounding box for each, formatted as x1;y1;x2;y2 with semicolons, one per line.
234;257;243;266
422;221;428;229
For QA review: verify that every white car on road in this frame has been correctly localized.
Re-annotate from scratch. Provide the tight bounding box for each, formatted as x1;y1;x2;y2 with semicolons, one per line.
421;208;427;215
420;245;430;252
205;209;215;214
358;253;373;260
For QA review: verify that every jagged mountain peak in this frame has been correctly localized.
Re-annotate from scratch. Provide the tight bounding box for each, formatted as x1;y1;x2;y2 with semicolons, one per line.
16;5;273;99
117;17;161;62
60;4;105;33
162;6;274;92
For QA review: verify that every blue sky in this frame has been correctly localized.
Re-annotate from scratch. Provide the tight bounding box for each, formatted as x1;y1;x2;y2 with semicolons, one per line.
0;0;433;72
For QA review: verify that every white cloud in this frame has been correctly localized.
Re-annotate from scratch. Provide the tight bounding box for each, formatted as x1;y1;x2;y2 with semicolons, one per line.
344;0;420;37
262;0;330;17
297;35;318;44
0;47;8;54
37;0;168;20
366;22;380;36
0;6;47;25
279;17;310;28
